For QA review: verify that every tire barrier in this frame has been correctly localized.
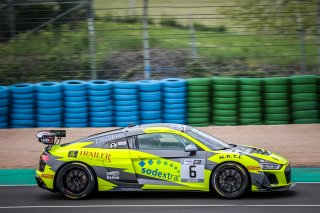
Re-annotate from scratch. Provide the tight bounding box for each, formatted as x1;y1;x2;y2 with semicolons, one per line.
113;81;139;127
263;77;290;125
36;82;63;127
161;78;187;124
138;80;162;124
187;78;211;126
63;80;88;127
211;77;238;126
9;83;35;128
88;80;113;127
290;75;319;124
0;86;9;128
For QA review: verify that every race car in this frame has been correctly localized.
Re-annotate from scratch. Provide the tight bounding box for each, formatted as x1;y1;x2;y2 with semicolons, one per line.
35;123;295;199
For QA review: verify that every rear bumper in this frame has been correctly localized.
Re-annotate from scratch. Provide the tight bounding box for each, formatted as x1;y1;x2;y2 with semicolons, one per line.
35;175;56;193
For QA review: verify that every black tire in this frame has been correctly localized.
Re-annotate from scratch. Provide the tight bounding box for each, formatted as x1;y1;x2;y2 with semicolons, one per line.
56;162;96;199
212;162;249;199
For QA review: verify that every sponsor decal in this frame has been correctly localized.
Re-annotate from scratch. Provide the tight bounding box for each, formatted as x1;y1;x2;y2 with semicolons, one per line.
110;142;117;149
117;141;127;146
68;150;78;158
95;133;125;144
247;166;261;171
79;151;111;162
219;154;242;160
106;171;120;180
142;168;179;181
181;158;205;183
41;174;54;179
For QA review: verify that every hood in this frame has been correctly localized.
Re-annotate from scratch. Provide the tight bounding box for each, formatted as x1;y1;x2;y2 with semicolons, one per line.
225;144;288;165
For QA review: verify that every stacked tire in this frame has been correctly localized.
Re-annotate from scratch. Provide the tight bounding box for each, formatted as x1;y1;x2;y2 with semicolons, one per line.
186;78;211;126
114;81;139;127
238;78;262;125
138;80;162;124
36;82;63;127
211;77;238;126
10;83;35;128
162;78;187;124
290;75;319;124
63;80;88;127
88;80;113;127
263;77;290;125
0;86;10;128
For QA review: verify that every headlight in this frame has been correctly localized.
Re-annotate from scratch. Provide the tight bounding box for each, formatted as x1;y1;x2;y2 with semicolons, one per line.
260;162;282;170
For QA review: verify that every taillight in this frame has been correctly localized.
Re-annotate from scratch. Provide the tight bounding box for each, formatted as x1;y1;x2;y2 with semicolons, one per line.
40;154;49;162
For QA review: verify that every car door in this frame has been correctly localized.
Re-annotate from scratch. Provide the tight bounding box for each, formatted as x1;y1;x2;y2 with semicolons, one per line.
129;131;207;190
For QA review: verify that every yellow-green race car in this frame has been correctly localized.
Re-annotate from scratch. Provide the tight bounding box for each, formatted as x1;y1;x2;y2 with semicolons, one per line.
35;123;295;199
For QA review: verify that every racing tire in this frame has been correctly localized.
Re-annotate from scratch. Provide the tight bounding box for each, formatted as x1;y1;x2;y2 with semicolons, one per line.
56;162;96;200
211;162;249;199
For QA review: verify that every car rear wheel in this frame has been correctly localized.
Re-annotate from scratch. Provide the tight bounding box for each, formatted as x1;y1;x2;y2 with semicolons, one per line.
212;162;249;199
56;162;96;199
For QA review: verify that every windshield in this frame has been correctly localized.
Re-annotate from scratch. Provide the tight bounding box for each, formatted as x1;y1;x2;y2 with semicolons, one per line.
187;128;232;150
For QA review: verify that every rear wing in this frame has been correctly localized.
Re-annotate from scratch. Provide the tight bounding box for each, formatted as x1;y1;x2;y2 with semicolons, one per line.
36;130;66;145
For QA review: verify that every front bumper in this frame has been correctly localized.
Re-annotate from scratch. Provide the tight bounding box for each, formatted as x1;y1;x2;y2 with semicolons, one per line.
258;182;296;192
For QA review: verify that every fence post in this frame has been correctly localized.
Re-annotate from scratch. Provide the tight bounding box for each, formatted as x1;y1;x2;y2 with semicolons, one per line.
317;0;320;74
87;0;97;80
143;0;151;80
8;0;15;38
188;13;197;60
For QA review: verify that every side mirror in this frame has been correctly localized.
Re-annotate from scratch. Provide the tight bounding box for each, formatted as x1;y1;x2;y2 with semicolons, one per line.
185;144;197;154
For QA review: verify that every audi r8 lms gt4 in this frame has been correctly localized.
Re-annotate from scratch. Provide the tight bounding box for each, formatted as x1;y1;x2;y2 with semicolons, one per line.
35;124;295;199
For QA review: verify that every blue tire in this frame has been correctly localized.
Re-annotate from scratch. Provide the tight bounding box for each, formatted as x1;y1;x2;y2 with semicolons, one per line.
116;121;139;127
164;98;186;104
163;103;186;109
114;94;137;101
65;101;87;108
64;90;86;97
37;107;63;115
36;82;62;93
115;111;139;117
114;88;137;95
11;119;35;126
11;93;34;100
62;80;87;91
10;83;35;94
163;119;186;124
38;100;62;108
88;80;113;90
114;100;138;106
138;80;161;92
141;111;162;120
65;107;88;113
0;99;9;107
11;103;34;109
0;122;9;128
163;86;186;93
0;107;9;115
88;89;112;96
0;86;9;99
115;116;139;122
113;81;137;89
90;100;112;107
13;99;34;104
90;111;113;117
141;119;162;124
139;91;161;102
11;113;34;120
89;95;111;102
115;105;138;112
161;78;186;88
90;122;113;127
90;106;113;112
165;108;186;114
64;123;88;128
64;118;87;124
37;114;62;122
64;113;87;119
163;92;186;99
90;116;113;123
36;121;62;127
37;92;62;101
140;101;162;111
65;96;86;102
163;114;186;120
0;116;8;123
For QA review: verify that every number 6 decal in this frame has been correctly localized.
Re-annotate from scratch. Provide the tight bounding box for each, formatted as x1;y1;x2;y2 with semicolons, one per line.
189;165;197;178
181;159;204;183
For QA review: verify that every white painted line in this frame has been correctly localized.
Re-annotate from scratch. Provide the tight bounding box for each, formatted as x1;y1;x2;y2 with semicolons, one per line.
0;205;320;209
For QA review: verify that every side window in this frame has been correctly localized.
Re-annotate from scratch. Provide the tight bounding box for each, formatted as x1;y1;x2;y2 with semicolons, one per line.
137;133;193;150
103;138;128;149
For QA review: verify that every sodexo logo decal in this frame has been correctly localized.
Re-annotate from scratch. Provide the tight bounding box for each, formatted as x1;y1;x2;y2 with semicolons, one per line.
139;159;180;181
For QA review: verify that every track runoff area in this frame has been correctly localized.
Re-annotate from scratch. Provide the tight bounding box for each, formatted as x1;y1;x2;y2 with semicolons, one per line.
0;168;319;213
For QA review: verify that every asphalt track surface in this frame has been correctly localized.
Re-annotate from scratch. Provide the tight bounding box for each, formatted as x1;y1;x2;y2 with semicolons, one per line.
0;184;319;213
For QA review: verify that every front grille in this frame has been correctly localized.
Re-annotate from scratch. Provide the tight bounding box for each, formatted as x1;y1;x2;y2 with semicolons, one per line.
264;172;279;184
285;165;291;183
39;160;46;172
